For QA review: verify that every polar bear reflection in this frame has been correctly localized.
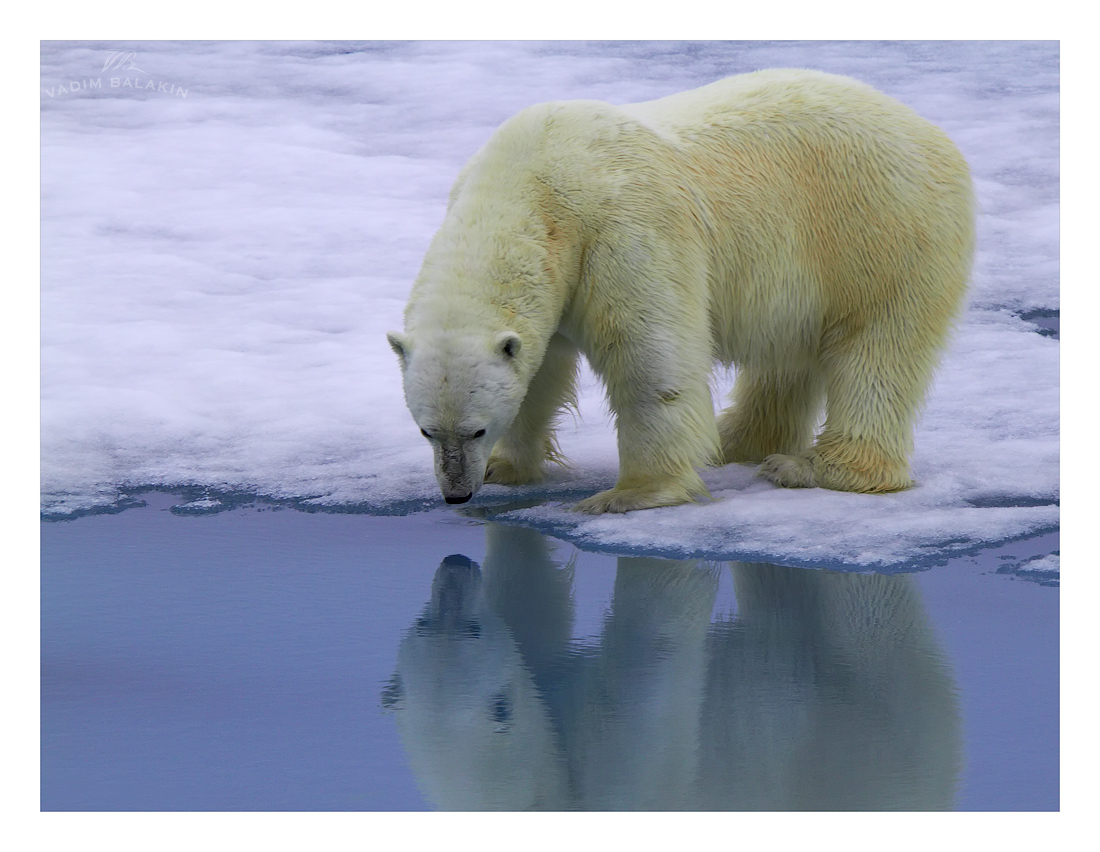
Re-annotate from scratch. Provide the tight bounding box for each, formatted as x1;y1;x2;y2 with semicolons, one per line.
382;524;960;810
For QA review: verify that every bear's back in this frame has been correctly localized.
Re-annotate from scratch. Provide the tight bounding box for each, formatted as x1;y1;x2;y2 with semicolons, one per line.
622;69;926;140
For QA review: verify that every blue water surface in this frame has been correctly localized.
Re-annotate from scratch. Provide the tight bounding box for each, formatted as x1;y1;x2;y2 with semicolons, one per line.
40;492;1058;811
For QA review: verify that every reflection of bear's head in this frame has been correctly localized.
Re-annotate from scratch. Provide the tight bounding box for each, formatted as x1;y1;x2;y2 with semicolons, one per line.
382;552;568;810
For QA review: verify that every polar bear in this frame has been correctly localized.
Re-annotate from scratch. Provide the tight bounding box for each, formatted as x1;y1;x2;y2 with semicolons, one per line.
387;69;975;513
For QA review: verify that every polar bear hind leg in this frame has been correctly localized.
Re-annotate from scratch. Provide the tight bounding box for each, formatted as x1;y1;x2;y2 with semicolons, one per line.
758;312;944;493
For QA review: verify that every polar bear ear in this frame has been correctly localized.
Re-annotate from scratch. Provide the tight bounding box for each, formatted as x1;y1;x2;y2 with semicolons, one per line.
386;331;411;368
494;331;521;361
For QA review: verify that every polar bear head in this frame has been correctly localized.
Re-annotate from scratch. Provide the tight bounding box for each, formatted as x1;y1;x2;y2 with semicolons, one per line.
387;329;526;504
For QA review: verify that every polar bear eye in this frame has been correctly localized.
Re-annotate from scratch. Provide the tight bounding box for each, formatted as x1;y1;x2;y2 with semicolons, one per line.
420;428;433;440
472;429;486;439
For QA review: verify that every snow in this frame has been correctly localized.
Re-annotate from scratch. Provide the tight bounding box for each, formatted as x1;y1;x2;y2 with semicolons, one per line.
40;40;1059;568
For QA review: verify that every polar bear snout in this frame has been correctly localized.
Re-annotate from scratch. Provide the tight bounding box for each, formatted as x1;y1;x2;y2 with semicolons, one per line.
439;470;477;504
434;437;489;505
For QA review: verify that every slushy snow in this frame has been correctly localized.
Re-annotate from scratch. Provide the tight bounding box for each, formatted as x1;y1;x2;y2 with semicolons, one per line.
40;40;1059;568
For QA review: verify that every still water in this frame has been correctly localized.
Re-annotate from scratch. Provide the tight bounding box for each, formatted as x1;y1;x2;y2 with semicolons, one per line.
41;493;1058;811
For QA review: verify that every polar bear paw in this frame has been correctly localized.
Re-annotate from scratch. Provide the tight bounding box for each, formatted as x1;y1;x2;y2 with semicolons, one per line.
760;447;913;492
484;454;544;486
574;478;709;514
758;453;817;488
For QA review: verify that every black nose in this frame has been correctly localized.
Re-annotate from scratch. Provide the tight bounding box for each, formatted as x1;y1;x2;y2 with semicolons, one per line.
444;493;472;504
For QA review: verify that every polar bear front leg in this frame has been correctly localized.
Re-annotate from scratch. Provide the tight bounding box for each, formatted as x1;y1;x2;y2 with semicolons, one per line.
575;348;718;514
485;334;579;486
